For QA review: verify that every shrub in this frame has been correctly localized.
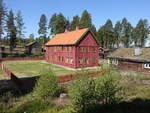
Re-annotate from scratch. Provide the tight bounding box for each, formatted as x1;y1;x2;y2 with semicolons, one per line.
33;52;44;57
43;106;75;113
95;74;122;104
68;76;95;113
33;70;63;99
68;68;123;113
11;99;53;113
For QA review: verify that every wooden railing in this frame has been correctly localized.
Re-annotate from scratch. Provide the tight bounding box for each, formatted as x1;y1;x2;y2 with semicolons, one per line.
0;58;102;94
0;57;44;62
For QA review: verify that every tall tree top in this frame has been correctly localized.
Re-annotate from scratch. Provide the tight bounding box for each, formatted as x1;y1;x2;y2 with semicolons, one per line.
49;13;57;34
104;19;113;30
16;10;25;38
71;15;80;30
38;14;47;35
79;10;92;28
7;9;16;31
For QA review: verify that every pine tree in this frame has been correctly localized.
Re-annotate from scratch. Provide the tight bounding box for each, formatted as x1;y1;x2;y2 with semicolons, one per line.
16;10;25;45
91;24;97;37
71;15;80;30
79;10;92;28
97;19;115;48
29;33;35;42
114;21;122;47
6;9;17;52
132;19;149;47
104;19;113;30
55;13;66;34
48;13;57;35
49;13;67;34
65;19;71;30
0;0;6;45
38;14;47;44
121;18;133;47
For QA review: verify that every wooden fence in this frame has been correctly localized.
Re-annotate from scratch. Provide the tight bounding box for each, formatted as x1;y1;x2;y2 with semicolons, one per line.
0;58;102;94
0;57;44;62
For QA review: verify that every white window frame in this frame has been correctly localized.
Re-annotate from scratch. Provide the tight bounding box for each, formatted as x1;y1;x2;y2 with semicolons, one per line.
112;59;118;65
144;63;150;69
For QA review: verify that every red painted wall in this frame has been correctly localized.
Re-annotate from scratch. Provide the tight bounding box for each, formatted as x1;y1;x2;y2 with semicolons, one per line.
75;32;99;68
45;31;99;68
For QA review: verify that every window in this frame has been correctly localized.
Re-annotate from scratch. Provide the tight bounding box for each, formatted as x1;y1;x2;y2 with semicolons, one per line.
62;57;64;62
89;47;96;52
78;47;82;52
70;58;73;64
144;63;150;69
66;46;72;52
65;57;73;64
92;57;96;64
112;59;118;65
66;58;69;63
84;58;89;64
78;58;83;64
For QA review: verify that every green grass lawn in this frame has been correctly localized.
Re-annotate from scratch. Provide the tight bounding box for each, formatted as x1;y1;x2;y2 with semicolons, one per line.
3;60;101;78
4;60;78;78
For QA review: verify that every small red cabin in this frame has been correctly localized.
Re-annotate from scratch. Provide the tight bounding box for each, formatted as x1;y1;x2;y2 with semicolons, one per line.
45;28;99;68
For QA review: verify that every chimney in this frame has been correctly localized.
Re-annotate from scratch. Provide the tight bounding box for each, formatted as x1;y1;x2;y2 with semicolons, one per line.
134;47;142;56
76;26;79;30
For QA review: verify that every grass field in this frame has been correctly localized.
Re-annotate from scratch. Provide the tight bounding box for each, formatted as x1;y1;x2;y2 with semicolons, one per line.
1;60;150;113
3;60;78;78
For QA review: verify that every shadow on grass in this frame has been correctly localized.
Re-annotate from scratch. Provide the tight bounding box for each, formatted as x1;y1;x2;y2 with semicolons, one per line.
0;76;39;96
85;98;150;113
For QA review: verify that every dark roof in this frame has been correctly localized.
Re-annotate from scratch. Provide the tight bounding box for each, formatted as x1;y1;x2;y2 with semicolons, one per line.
25;41;37;47
107;48;150;62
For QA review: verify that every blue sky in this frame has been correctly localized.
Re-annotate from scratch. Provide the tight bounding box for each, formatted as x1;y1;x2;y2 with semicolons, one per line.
5;0;150;38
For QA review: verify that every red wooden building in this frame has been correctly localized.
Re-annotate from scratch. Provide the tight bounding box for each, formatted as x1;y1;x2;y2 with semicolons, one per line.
45;28;99;68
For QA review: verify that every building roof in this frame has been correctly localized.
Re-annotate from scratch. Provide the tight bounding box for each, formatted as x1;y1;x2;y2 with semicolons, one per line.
45;28;91;46
107;48;150;62
25;41;38;47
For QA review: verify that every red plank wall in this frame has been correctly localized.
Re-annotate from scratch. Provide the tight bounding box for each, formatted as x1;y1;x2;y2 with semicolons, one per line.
45;31;99;68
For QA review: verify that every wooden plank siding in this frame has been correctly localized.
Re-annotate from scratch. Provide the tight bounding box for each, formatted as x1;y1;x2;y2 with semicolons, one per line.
45;30;99;68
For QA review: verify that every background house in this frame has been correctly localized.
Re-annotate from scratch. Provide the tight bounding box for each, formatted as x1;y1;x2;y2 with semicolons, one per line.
107;48;150;74
25;41;42;55
45;28;100;68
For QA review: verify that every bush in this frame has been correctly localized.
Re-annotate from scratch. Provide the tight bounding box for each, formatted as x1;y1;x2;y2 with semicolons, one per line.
95;75;122;105
33;70;63;99
68;69;123;113
33;52;44;57
42;106;75;113
11;99;53;113
69;76;95;113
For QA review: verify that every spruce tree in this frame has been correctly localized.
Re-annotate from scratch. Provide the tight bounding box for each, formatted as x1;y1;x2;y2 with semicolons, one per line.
55;13;66;34
79;10;92;28
132;19;149;47
38;14;47;44
71;15;80;30
49;13;67;34
48;13;57;35
114;21;122;48
16;10;25;45
97;19;115;48
121;18;133;47
0;0;6;45
6;9;17;52
91;24;97;37
104;19;113;30
65;19;71;30
29;33;35;42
